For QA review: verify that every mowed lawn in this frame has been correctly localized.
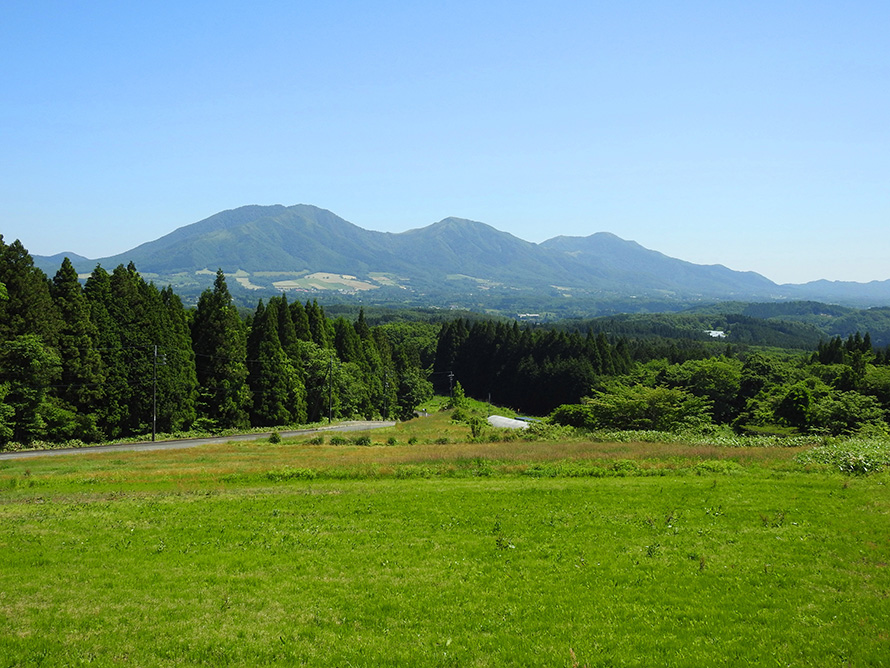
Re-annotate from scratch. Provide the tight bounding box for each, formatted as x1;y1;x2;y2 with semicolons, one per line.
1;427;889;666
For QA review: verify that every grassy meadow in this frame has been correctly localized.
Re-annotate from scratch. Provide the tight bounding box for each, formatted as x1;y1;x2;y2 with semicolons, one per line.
1;411;889;666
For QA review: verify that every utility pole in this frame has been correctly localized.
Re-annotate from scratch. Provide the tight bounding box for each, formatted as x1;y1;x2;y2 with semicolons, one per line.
328;353;333;424
448;370;454;400
383;367;389;420
151;345;166;442
152;344;158;442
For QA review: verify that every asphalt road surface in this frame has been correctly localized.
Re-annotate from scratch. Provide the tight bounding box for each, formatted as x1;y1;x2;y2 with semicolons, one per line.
0;421;396;461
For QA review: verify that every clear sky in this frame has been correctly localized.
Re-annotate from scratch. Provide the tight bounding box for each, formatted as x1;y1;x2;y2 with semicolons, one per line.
1;1;887;284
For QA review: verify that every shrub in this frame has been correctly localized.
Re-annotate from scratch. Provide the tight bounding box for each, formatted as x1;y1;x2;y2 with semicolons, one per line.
467;416;488;441
268;431;282;444
584;384;713;432
549;404;596;430
330;435;348;445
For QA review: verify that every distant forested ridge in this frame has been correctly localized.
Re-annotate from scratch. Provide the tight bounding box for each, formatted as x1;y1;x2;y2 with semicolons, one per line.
4;234;890;447
30;204;890;311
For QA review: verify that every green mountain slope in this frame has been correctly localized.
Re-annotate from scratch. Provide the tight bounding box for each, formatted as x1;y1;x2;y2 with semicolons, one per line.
541;233;779;297
28;204;890;310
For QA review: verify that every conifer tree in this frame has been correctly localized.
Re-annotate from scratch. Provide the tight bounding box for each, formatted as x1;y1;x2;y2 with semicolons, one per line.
333;317;362;363
107;263;159;435
49;258;106;439
272;295;300;361
159;286;199;431
247;299;302;425
306;300;332;348
290;299;311;342
0;236;62;346
298;339;337;422
0;334;60;443
355;317;385;416
191;270;251;429
354;307;371;340
84;266;129;436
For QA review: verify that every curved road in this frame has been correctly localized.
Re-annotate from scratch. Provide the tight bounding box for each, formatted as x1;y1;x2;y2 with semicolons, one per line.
0;421;396;461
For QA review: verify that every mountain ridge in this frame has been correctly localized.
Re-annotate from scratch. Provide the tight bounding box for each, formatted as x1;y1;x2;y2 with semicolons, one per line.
27;204;890;308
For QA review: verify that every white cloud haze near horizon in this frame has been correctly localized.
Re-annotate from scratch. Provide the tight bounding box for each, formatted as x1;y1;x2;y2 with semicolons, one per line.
1;1;888;285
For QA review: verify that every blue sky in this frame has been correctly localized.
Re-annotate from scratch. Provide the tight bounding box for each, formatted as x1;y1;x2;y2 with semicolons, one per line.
1;1;887;284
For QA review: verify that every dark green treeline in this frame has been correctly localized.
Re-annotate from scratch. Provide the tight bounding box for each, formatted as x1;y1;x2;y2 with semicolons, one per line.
0;238;435;446
435;319;631;415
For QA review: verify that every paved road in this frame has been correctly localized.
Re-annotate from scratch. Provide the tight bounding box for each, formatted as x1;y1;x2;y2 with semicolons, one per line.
0;421;396;461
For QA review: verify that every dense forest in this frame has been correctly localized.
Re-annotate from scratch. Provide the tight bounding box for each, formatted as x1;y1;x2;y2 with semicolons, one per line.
3;233;890;447
549;332;890;436
0;237;437;446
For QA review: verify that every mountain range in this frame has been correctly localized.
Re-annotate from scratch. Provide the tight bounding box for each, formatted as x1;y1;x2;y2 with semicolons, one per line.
31;204;890;311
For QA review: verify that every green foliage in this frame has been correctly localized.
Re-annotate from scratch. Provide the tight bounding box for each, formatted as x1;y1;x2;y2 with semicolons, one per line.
265;466;317;481
436;319;631;415
451;381;467;408
549;403;597;430
158;287;200;431
467;416;488;440
658;356;742;424
191;270;251;429
775;381;814;429
393;366;433;421
861;365;890;410
0;383;15;444
50;258;106;417
0;236;62;346
808;390;885;435
0;335;61;444
247;299;304;426
579;383;713;432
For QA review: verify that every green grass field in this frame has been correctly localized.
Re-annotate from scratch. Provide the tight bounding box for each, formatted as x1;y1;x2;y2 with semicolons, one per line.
1;415;889;666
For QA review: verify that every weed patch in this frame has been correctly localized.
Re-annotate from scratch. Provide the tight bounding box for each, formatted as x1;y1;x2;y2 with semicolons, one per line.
796;438;890;474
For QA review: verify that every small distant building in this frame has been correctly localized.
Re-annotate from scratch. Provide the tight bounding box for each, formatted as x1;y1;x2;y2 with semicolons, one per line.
704;330;727;338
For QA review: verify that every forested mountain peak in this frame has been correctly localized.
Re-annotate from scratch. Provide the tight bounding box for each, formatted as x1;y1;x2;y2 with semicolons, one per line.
28;204;890;309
